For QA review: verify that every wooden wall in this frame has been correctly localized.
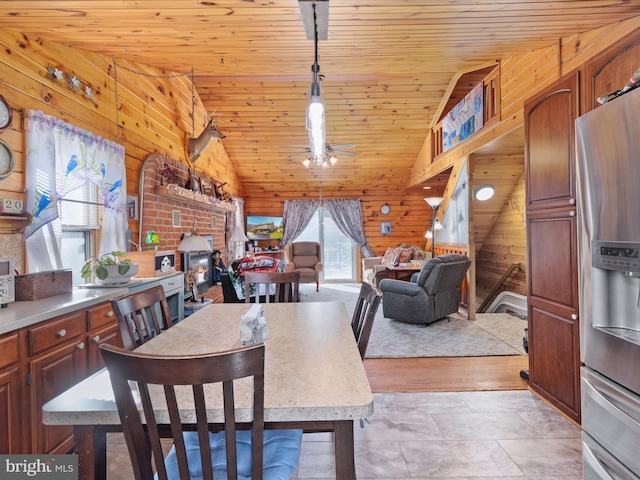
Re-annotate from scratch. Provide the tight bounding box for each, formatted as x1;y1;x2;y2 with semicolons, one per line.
3;17;640;279
0;29;243;264
244;190;432;258
475;173;527;304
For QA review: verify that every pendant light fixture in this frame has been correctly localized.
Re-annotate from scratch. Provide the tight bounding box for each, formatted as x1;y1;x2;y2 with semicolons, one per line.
300;1;329;167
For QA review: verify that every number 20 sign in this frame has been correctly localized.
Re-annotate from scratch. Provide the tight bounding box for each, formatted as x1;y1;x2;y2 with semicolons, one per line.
1;198;23;214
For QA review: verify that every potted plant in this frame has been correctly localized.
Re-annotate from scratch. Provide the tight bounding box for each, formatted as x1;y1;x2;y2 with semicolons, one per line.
81;251;139;285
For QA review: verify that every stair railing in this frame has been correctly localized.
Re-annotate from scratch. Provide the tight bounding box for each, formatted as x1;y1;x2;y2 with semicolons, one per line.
477;262;522;313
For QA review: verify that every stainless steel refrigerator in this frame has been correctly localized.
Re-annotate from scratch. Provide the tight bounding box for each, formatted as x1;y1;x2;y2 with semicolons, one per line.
576;87;640;479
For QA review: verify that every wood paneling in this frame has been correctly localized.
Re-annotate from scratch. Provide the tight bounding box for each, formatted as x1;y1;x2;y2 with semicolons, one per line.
0;3;638;206
0;29;243;241
475;173;527;304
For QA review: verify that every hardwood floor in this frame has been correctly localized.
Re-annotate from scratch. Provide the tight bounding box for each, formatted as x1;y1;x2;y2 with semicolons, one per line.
201;284;531;393
364;356;530;392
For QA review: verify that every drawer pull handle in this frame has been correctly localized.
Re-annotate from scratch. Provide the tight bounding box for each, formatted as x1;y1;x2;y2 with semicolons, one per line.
57;329;67;338
93;335;101;343
77;342;85;350
106;311;114;317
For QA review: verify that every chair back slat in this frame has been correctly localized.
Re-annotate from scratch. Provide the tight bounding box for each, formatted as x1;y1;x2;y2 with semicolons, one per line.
100;343;266;480
244;271;301;303
110;285;173;350
351;283;383;359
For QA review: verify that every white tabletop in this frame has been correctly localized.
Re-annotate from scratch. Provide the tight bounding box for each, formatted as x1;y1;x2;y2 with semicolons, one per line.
43;301;374;425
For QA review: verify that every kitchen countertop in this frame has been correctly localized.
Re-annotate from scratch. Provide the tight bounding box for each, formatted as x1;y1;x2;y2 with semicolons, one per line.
0;287;128;335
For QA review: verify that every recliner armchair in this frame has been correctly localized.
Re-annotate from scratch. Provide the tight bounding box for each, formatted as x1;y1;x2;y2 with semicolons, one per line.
285;241;323;291
379;253;471;325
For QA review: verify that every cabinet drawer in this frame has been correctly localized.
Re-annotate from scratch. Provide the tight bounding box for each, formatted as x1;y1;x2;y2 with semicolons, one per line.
87;302;116;331
29;312;85;356
159;275;182;296
0;332;19;370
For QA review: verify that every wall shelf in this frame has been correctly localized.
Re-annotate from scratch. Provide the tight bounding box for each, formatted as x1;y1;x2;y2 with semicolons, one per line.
0;214;32;233
155;184;235;212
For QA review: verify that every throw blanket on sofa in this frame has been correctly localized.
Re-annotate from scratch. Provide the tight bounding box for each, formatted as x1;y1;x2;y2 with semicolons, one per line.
229;256;286;300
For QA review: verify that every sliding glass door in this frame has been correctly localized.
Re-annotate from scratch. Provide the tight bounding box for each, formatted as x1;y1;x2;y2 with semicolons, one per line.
295;207;356;282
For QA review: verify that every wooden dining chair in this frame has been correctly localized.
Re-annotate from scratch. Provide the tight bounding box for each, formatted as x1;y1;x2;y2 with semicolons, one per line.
110;285;173;350
351;283;383;359
100;343;303;480
244;271;301;303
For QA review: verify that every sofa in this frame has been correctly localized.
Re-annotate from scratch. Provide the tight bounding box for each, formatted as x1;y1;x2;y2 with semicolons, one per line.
362;244;429;287
379;253;471;325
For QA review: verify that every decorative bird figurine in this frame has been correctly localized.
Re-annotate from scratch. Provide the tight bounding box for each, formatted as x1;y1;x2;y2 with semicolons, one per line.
34;191;52;218
65;155;78;176
108;179;122;192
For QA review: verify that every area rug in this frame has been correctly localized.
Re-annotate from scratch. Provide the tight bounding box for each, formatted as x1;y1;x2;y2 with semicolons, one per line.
299;283;527;358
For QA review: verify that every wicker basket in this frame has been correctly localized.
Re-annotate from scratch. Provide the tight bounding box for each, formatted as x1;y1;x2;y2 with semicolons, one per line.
15;270;73;301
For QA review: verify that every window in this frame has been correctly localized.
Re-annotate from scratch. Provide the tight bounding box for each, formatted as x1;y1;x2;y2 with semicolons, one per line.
296;207;356;282
59;183;103;285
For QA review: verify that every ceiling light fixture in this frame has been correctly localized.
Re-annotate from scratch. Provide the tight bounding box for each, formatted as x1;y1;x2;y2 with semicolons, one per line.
300;1;330;167
474;184;495;201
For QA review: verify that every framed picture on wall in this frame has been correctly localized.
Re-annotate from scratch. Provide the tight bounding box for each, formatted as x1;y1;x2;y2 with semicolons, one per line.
380;221;392;235
126;195;138;220
200;177;213;196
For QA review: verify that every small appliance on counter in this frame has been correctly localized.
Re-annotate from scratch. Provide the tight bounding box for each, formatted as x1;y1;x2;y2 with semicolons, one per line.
0;258;14;307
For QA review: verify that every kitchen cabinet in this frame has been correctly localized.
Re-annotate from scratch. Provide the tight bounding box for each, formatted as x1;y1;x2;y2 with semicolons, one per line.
524;72;581;423
0;298;124;455
87;323;119;374
583;28;640;113
0;332;22;453
526;209;580;420
26;303;126;454
86;303;120;374
27;311;88;454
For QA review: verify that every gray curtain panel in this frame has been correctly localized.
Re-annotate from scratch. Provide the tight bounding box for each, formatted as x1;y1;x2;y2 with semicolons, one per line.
281;199;321;247
325;199;374;258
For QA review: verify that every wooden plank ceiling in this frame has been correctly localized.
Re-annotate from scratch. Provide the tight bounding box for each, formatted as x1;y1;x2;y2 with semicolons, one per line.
1;1;638;197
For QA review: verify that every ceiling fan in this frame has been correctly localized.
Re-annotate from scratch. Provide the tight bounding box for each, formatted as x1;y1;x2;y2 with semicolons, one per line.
283;143;357;159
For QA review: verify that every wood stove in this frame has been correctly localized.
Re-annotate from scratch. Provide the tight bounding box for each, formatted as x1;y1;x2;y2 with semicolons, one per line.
181;251;213;294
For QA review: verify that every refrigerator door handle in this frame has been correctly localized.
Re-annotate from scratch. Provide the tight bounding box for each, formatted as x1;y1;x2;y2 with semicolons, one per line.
583;440;616;480
584;372;640;427
583;434;640;480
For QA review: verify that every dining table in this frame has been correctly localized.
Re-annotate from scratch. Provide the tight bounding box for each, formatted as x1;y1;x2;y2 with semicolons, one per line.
42;301;374;479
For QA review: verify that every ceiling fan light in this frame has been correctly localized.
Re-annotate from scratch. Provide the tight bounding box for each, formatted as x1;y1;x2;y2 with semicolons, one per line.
302;158;311;168
329;156;337;165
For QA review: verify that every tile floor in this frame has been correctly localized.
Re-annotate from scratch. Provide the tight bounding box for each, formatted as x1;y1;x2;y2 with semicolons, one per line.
107;389;583;479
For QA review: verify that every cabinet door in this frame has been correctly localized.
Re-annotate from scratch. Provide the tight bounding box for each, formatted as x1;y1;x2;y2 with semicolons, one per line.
524;72;579;211
527;209;580;423
30;341;86;454
87;323;120;374
0;332;21;454
0;366;21;454
527;210;579;311
584;27;640;112
528;297;580;422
